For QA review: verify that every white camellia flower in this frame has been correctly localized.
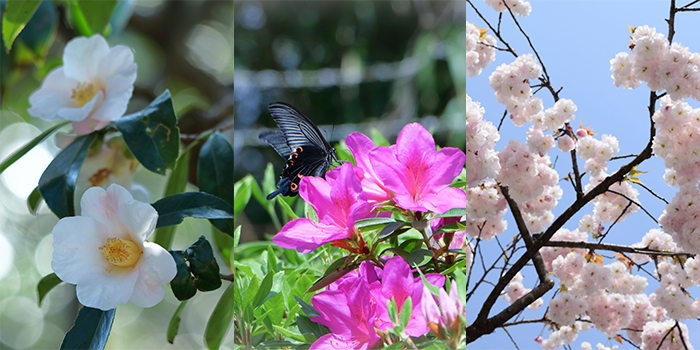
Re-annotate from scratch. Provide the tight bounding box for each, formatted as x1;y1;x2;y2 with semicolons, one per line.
51;184;176;311
27;35;137;135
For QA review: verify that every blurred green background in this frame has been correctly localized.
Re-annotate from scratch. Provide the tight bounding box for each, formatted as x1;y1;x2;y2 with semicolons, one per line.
0;0;233;349
234;0;466;242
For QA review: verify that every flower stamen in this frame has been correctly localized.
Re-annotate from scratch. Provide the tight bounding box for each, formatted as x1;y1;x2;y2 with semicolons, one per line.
71;82;99;107
99;237;141;267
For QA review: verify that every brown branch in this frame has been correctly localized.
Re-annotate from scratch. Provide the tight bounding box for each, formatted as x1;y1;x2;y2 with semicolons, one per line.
543;240;692;258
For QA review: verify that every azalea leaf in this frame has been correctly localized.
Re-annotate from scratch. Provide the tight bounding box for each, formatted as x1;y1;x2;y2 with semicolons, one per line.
307;262;361;293
60;307;115;350
434;207;467;218
198;132;234;235
407;249;434;268
293;295;320;318
116;90;179;175
166;301;188;344
152;192;234;229
39;132;97;218
37;272;62;306
2;0;42;52
377;221;409;239
233;175;253;220
252;272;274;308
204;283;234;350
186;236;222;291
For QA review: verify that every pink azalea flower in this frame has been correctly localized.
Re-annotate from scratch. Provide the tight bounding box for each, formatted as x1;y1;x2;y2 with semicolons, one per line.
369;123;466;214
421;280;466;340
345;132;393;203
273;162;373;253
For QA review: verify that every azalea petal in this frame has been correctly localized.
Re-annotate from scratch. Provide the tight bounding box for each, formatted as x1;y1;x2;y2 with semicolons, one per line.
75;266;139;311
309;334;369;350
55;90;103;122
381;257;413;304
51;216;110;284
129;242;176;308
299;176;332;220
345;132;377;176
63;35;111;81
329;163;366;227
421;285;441;325
273;218;348;253
420;187;466;214
424;147;466;190
369;146;411;196
395;123;436;167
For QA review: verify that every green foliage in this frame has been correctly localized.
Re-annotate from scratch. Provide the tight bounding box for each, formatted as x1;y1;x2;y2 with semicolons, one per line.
152;192;234;230
204;283;234;350
198;132;234;235
69;0;117;37
166;301;188;344
37;272;62;306
60;307;115;350
115;90;180;175
38;131;97;218
169;235;223;301
2;0;42;52
153;150;190;249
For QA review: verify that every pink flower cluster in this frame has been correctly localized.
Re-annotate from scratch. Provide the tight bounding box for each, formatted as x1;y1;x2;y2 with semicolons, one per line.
640;320;692;350
484;0;532;17
652;97;700;187
610;25;700;101
630;229;680;262
659;183;700;254
309;257;445;349
466;94;500;186
584;172;639;223
489;54;543;126
650;261;700;320
497;139;558;204
502;272;543;310
467;22;497;78
576;134;620;177
464;180;507;240
540;228;588;271
531;99;578;132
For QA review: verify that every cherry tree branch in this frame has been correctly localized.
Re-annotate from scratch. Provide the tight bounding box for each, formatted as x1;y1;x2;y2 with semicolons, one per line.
543;240;692;258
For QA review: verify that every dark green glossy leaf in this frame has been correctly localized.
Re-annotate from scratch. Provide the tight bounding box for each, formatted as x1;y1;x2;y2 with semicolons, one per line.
407;249;434;268
296;315;327;339
198;132;233;235
213;225;233;268
70;0;117;36
153;151;190;249
39;132;97;218
377;221;409;239
37;272;61;306
204;283;234;350
169;250;196;301
2;0;41;52
152;192;234;229
116;90;179;175
308;262;361;293
0;120;69;175
60;307;115;350
354;217;397;230
166;300;187;344
293;295;320;318
185;236;221;291
27;185;43;215
16;0;57;58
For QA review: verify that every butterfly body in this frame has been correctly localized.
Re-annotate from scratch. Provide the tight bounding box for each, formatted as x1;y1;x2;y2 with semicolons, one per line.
260;102;338;200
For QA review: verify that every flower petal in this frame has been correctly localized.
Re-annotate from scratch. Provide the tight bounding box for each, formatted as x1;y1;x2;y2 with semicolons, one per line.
299;175;333;219
27;67;76;121
75;266;139;311
273;218;348;253
424;147;466;190
51;216;110;284
395;123;436;167
117;196;158;243
129;242;176;308
56;90;104;122
63;35;111;81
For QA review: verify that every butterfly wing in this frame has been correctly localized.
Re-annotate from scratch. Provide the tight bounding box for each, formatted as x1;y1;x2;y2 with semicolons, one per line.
268;102;332;153
265;146;330;199
259;130;292;159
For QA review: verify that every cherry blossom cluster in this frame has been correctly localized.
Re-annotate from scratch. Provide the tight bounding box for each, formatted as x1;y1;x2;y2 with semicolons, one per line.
610;25;700;101
465;180;508;240
497;139;558;204
580;342;618;350
640;320;692;350
540;228;588;271
489;54;543;126
538;320;593;349
531;99;577;132
584;172;639;223
652;97;700;187
649;260;700;320
502;272;543;310
467;22;497;78
484;0;532;17
466;94;501;186
630;229;679;263
576;134;620;177
658;183;700;254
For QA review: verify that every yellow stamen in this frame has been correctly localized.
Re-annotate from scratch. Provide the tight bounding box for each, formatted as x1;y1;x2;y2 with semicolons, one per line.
99;237;141;267
71;82;99;107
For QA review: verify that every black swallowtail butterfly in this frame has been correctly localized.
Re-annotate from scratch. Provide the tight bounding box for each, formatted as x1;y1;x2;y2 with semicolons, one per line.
259;102;338;200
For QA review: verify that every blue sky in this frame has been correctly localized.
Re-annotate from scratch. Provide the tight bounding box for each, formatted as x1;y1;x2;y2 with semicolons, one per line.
468;1;700;349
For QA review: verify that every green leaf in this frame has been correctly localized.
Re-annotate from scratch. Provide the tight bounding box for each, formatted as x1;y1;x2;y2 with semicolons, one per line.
152;192;234;229
0;120;69;175
253;273;274;308
37;272;62;306
186;236;222;291
354;217;398;229
213;225;233;268
399;297;412;330
39;132;97;218
167;301;188;344
296;315;327;339
15;0;57;59
407;249;434;268
169;250;197;301
377;221;409;239
69;0;117;37
198;132;233;234
2;0;42;52
27;185;43;215
204;283;234;350
153;151;190;249
434;208;467;218
293;295;320;318
116;90;179;175
233;175;252;220
60;307;115;350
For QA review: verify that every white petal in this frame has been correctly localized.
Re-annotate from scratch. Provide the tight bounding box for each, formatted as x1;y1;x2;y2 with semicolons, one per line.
80;184;132;228
63;35;111;81
89;82;132;122
51;216;109;284
98;45;137;79
129;242;176;308
27;68;76;120
117;199;158;242
76;266;139;311
56;90;103;122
